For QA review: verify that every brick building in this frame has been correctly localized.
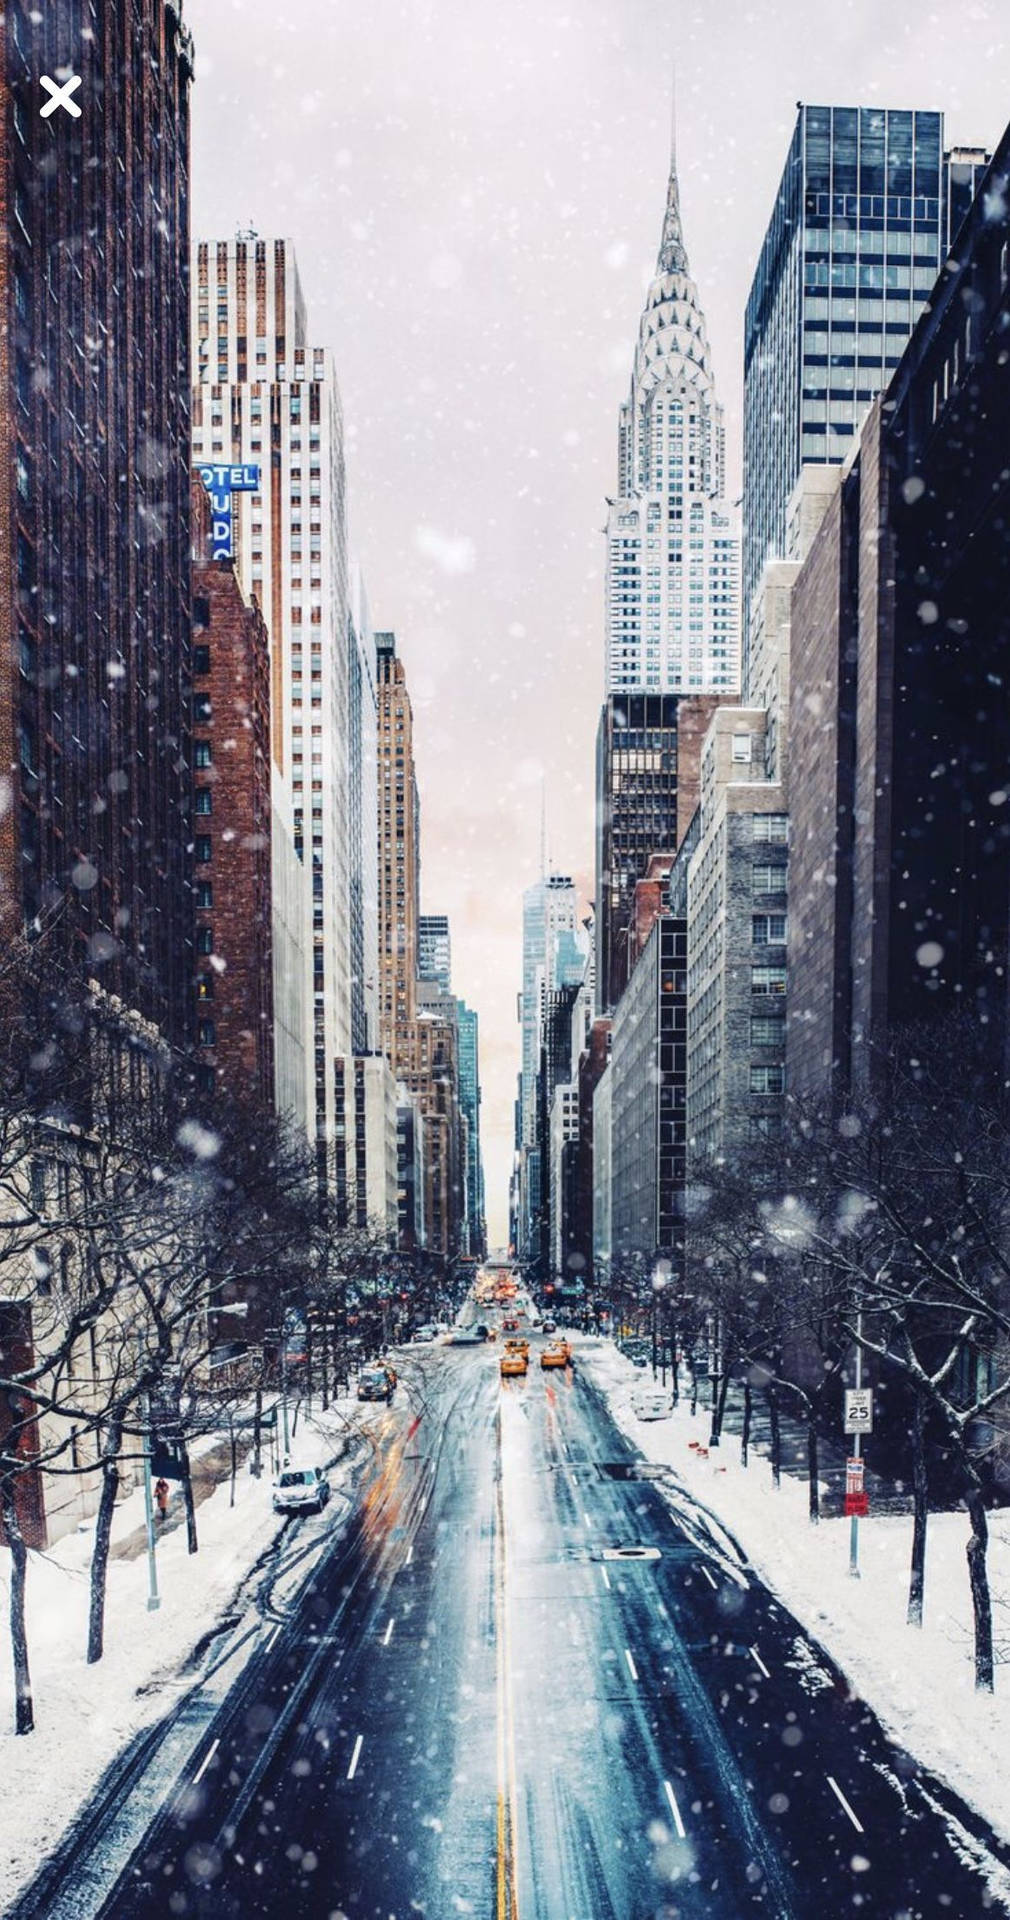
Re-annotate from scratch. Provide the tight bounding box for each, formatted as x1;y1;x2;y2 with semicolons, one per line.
0;2;195;1040
191;487;274;1109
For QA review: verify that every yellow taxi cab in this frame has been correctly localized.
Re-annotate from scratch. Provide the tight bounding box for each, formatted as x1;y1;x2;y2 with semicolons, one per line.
540;1340;570;1371
500;1348;528;1378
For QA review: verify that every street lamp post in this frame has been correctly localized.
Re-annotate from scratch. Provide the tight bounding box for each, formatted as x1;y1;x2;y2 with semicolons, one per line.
140;1393;160;1613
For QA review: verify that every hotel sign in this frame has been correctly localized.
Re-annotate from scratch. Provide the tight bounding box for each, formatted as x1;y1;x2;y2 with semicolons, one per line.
197;462;261;561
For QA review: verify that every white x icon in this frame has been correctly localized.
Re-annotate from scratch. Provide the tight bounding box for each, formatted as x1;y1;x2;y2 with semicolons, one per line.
40;74;82;119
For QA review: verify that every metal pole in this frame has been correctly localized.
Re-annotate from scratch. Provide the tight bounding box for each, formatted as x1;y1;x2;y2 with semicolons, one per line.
141;1394;161;1613
849;1307;863;1578
281;1338;290;1462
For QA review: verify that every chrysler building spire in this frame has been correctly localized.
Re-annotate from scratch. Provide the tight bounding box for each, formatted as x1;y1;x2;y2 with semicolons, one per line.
603;89;741;698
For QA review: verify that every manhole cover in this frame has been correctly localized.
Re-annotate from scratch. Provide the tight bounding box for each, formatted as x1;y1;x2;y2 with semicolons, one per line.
600;1546;662;1562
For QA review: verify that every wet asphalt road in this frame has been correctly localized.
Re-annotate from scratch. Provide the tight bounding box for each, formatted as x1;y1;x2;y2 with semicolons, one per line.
76;1340;1010;1919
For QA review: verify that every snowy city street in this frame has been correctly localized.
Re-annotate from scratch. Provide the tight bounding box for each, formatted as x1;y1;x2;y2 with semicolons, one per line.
5;5;1010;1917
5;1334;1009;1919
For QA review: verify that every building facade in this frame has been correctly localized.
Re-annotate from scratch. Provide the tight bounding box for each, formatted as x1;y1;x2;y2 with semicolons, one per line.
605;133;740;697
608;916;687;1271
742;105;988;646
191;236;350;1187
334;1052;399;1241
0;1;195;1040
375;631;462;1256
594;692;728;1015
191;492;273;1109
418;915;451;992
786;123;1010;1099
456;999;486;1259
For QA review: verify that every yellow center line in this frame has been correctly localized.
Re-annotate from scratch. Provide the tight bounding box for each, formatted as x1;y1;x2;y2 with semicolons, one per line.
495;1411;521;1920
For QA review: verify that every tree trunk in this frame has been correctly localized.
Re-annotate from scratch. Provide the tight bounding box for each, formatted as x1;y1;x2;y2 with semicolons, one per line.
179;1440;198;1554
710;1364;730;1448
690;1362;699;1418
320;1316;330;1413
229;1423;237;1509
87;1414;123;1664
1;1477;33;1733
305;1318;314;1412
741;1378;752;1468
907;1391;928;1627
965;1481;995;1693
670;1338;680;1408
767;1383;782;1489
807;1414;819;1524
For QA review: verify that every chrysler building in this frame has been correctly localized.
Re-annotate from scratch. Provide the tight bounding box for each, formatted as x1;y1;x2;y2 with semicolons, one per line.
605;129;741;695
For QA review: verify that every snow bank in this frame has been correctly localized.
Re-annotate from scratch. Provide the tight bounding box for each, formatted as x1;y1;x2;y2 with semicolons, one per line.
579;1338;1010;1846
0;1395;362;1910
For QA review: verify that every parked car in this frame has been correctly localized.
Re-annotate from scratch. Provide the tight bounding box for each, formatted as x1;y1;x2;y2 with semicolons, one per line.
541;1317;557;1334
357;1366;394;1403
631;1388;672;1422
272;1466;330;1513
412;1325;437;1343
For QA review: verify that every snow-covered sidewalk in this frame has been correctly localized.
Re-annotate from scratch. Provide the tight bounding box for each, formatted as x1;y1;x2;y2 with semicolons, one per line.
579;1336;1010;1848
0;1392;366;1911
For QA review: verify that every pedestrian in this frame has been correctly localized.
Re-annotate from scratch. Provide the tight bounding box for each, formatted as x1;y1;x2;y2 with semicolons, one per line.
154;1476;169;1523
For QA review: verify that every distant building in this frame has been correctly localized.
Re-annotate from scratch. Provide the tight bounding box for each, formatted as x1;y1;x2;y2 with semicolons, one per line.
334;1053;399;1241
608;917;687;1272
419;915;452;992
396;1086;426;1249
595;694;729;1016
456;1000;486;1258
605;129;740;695
375;633;463;1256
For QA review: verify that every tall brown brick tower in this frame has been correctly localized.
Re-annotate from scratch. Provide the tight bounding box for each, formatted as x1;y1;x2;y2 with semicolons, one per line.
0;3;195;1042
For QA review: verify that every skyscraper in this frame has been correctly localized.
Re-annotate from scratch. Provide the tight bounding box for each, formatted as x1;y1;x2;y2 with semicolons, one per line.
418;915;452;992
191;236;349;1183
594;693;726;1016
375;631;463;1256
0;1;195;1041
517;874;587;1263
742;106;989;655
604;130;741;696
455;1000;486;1259
347;566;379;1055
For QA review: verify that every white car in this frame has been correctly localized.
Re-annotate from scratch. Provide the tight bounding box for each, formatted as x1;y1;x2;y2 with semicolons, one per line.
272;1466;331;1513
631;1389;673;1422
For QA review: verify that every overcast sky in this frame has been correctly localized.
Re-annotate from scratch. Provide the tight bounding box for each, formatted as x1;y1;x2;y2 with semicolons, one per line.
187;0;1008;1243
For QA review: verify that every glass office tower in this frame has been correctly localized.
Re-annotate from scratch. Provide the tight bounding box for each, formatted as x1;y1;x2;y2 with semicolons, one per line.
742;106;988;669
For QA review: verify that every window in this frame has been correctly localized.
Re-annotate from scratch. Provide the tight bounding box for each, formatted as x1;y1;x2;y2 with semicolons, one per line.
195;836;212;864
750;1064;785;1095
196;881;213;909
196;926;213;955
732;732;752;763
198;1020;216;1047
752;864;785;895
753;814;788;843
753;914;787;945
752;965;787;995
196;975;214;1001
195;788;212;816
193;644;211;675
194;740;212;768
751;1016;785;1047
